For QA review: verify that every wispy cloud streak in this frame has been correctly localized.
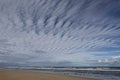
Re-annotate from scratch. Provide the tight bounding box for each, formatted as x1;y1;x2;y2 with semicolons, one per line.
0;0;120;66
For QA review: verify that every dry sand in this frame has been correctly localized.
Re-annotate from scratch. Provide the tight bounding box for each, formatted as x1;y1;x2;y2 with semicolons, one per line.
0;69;99;80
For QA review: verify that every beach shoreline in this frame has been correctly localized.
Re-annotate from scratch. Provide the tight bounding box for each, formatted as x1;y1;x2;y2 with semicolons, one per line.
0;69;99;80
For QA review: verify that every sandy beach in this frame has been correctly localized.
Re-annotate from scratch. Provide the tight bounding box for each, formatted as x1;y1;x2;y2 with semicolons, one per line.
0;69;99;80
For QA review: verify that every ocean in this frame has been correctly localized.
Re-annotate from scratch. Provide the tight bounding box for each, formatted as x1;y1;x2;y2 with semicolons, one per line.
17;67;120;80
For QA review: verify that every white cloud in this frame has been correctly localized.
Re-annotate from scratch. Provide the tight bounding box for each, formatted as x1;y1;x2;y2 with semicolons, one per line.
0;0;120;66
97;55;120;66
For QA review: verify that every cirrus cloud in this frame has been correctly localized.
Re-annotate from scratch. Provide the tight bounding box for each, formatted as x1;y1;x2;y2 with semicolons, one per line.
0;0;120;66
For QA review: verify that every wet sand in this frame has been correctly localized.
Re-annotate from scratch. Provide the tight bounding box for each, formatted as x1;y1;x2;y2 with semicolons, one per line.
0;69;99;80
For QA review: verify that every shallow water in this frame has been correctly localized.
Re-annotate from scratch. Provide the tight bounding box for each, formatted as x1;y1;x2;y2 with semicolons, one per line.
28;67;120;80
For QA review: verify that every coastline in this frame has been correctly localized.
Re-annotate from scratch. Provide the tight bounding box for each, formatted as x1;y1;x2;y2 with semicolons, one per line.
0;69;99;80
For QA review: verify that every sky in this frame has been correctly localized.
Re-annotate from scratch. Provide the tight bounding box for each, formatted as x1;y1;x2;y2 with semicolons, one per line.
0;0;120;67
